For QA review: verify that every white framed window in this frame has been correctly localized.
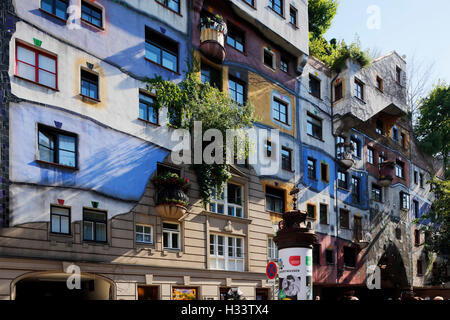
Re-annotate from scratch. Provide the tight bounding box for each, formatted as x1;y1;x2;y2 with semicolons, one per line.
268;238;278;261
209;183;243;218
136;224;153;244
210;234;244;271
263;48;276;69
50;205;70;234
163;222;180;250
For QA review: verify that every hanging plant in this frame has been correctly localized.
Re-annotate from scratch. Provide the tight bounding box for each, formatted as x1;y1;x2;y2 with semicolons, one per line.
152;172;190;207
146;54;256;207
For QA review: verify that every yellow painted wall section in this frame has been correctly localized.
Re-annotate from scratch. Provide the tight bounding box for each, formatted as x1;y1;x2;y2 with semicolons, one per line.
261;179;295;225
248;73;296;137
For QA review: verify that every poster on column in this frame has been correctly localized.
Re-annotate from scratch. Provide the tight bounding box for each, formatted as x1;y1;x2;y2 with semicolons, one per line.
278;247;313;300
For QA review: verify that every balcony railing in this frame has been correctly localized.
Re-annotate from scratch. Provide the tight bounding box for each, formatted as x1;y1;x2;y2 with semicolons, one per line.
199;16;227;62
378;161;395;186
336;142;355;170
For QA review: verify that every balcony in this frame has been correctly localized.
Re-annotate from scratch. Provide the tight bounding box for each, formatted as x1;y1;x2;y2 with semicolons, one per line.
378;161;395;186
199;15;227;62
336;142;355;170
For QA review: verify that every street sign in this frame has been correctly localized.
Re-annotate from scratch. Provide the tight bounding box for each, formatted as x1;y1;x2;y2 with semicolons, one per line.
266;262;278;280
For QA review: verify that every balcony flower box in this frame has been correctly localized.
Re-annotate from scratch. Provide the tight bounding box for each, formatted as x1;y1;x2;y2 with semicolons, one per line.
199;15;227;62
152;172;190;220
378;161;395;186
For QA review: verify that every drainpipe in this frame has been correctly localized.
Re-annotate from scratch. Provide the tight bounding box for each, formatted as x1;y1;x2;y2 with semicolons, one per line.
330;71;340;287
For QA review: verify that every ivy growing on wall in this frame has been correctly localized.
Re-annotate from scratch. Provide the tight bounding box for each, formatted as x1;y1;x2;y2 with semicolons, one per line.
145;55;257;206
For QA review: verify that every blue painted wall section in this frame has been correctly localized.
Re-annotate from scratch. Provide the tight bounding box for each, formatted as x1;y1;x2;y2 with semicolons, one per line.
302;145;335;197
10;103;169;201
337;170;368;210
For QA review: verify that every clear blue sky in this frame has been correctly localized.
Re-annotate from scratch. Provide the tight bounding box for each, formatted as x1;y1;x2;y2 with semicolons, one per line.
324;0;450;91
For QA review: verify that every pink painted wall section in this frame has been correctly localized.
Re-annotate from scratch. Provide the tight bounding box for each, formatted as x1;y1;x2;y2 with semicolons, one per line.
314;234;367;286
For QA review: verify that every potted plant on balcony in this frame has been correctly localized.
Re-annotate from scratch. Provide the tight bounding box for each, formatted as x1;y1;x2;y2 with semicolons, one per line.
336;141;355;170
152;172;190;220
200;14;227;33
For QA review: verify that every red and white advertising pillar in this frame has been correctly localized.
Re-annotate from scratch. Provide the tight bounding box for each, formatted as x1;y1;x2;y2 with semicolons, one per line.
274;189;318;300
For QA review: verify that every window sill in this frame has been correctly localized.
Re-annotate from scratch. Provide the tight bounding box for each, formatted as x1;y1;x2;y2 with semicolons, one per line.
155;0;183;17
49;232;72;238
36;159;78;171
307;134;324;142
14;75;59;91
288;22;299;30
39;8;68;24
144;57;180;75
241;1;257;10
267;6;285;20
262;63;277;73
202;210;252;224
80;93;101;103
344;266;356;270
138;118;160;126
338;187;350;192
354;96;366;104
267;210;283;216
80;19;105;31
273;118;290;127
310;94;322;100
282;168;295;173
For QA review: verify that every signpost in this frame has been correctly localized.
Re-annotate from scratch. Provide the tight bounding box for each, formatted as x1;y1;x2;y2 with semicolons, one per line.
266;262;278;300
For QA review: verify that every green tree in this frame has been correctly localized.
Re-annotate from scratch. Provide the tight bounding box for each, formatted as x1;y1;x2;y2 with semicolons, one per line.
415;82;450;178
414;178;450;285
145;58;257;206
308;0;338;39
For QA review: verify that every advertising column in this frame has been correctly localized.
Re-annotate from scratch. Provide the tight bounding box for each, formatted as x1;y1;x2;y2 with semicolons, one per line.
274;210;317;300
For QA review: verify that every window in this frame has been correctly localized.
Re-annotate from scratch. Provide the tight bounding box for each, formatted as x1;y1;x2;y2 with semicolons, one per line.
376;76;383;92
419;173;424;188
16;42;57;89
163;222;180;250
414;229;421;246
263;48;275;69
136;224;153;244
210;234;244;271
372;184;382;202
266;187;285;213
139;92;158;124
313;244;320;265
367;148;374;165
343;247;356;268
351;176;361;203
83;209;107;242
273;98;288;124
156;0;180;13
209;183;243;218
340;209;350;229
157;163;181;176
319;203;328;225
376;119;384;135
280;57;288;73
81;1;103;28
281;147;292;171
337;170;348;189
137;286;159;300
414;171;418;184
289;6;297;26
336;136;345;156
268;238;278;261
269;0;283;16
80;69;99;100
424;231;431;244
306;204;316;219
413;200;419;219
350;137;361;158
228;76;246;105
307;113;322;140
396;66;402;84
395;228;402;240
38;124;77;168
417;259;423;276
145;27;178;72
396;160;405;178
226;24;245;52
400;192;410;210
41;0;68;20
392;126;399;142
50;206;70;234
307;158;317;180
320;162;329;182
243;0;255;7
378;154;386;164
266;140;272;157
309;75;321;99
334;81;343;101
354;78;364;100
201;64;221;89
325;249;334;265
400;133;406;148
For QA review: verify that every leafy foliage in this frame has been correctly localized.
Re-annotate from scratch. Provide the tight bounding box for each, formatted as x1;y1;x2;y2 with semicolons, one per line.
414;178;450;285
308;0;338;39
146;56;256;206
415;82;450;178
309;36;371;71
152;172;190;192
